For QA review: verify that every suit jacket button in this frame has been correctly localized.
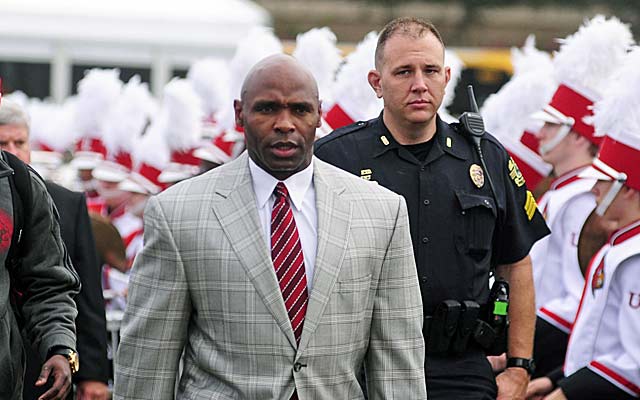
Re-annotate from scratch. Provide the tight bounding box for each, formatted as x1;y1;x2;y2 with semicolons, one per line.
293;362;303;372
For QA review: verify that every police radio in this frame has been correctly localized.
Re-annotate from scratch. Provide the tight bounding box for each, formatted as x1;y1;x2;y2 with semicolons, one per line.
458;85;498;202
458;85;485;140
487;278;509;355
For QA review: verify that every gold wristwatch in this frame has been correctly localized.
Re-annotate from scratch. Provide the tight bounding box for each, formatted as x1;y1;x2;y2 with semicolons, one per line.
49;348;80;375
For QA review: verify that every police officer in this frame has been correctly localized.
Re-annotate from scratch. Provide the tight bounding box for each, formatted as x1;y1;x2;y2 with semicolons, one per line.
315;17;549;399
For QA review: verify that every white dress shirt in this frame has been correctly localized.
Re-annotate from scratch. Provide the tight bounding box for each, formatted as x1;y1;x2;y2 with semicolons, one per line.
249;158;318;289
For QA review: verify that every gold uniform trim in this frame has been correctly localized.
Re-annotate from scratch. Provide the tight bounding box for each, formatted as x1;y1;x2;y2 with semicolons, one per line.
524;190;537;221
508;157;526;187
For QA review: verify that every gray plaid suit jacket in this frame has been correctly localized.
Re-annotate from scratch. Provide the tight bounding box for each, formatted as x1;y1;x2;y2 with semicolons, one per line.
114;152;426;399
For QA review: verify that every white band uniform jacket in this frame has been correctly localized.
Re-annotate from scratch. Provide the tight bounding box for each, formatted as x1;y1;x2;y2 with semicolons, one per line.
564;220;640;397
531;168;596;331
113;152;427;400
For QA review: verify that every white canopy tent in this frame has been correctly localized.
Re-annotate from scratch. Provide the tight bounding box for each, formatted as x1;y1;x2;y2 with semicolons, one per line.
0;0;271;101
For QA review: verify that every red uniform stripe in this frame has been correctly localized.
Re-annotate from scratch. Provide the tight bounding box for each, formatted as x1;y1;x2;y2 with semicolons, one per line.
590;361;640;395
539;307;573;330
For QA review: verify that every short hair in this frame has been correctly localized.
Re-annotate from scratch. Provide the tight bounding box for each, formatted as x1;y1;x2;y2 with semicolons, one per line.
0;99;30;131
375;17;445;69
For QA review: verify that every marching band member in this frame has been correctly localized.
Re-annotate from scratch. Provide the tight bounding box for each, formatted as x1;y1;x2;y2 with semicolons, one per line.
527;46;640;400
528;16;634;377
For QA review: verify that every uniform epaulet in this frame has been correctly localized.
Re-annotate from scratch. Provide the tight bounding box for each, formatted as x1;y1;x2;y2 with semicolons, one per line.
480;131;504;148
315;120;370;148
448;122;464;136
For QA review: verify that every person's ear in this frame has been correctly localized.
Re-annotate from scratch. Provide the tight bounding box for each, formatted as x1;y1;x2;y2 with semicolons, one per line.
570;132;587;145
234;100;244;128
316;100;323;128
622;186;639;201
444;65;451;85
368;69;383;98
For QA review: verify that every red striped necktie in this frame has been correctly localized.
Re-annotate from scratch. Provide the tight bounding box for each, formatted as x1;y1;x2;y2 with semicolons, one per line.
271;182;309;345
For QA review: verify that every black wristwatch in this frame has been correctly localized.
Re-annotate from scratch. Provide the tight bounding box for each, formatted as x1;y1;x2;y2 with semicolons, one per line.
506;357;536;376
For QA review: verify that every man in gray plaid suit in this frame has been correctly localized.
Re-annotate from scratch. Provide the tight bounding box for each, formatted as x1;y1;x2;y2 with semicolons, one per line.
113;54;427;399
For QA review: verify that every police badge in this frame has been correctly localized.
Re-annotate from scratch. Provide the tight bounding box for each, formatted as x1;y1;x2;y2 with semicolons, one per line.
469;164;484;188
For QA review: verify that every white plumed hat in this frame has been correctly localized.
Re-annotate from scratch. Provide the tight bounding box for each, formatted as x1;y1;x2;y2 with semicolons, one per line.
162;78;204;165
532;15;634;146
72;69;123;169
29;97;77;154
217;27;283;134
187;58;231;119
119;119;170;195
93;76;157;183
438;49;465;124
481;35;554;188
580;47;640;194
325;31;382;129
293;27;343;109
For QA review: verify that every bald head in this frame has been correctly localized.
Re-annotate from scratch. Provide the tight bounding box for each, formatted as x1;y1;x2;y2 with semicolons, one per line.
240;54;319;104
233;53;322;180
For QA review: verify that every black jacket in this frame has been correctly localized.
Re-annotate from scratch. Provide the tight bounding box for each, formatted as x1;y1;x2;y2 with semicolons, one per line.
22;182;109;399
0;152;80;400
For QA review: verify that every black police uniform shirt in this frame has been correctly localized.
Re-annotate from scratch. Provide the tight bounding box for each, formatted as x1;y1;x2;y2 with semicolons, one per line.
315;113;550;315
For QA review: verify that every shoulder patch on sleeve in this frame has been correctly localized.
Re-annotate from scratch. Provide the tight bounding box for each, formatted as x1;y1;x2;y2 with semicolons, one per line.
508;157;526;188
315;120;370;148
524;190;537;221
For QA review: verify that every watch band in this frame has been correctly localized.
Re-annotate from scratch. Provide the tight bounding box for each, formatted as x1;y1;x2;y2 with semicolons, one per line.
507;357;536;375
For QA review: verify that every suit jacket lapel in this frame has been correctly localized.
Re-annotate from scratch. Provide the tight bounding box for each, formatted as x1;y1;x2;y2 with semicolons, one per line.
297;160;352;356
210;153;297;348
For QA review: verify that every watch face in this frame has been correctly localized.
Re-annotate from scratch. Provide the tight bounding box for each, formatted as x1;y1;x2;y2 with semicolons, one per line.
68;351;80;375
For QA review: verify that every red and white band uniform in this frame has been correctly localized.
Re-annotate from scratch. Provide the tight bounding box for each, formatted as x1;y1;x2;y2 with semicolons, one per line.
564;220;640;397
531;167;596;332
103;210;143;311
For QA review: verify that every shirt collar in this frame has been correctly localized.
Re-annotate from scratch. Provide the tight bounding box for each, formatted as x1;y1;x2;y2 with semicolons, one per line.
372;112;470;161
249;157;314;212
550;165;590;190
608;218;640;246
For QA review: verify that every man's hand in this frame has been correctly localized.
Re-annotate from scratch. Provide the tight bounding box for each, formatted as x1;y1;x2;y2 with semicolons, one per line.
544;388;567;400
35;355;72;400
77;380;109;400
496;366;530;400
525;377;553;400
